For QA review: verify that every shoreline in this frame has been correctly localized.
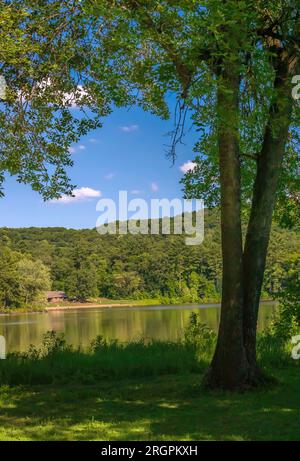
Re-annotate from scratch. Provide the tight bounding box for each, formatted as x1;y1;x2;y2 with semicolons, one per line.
45;302;152;312
0;298;275;316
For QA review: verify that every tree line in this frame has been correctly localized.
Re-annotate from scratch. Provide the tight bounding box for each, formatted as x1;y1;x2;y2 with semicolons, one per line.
0;210;298;308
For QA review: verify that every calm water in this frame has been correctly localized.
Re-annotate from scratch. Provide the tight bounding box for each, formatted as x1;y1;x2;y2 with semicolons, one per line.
0;302;276;353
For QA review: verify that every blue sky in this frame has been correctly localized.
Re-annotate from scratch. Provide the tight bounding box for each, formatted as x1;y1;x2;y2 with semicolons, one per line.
0;105;198;229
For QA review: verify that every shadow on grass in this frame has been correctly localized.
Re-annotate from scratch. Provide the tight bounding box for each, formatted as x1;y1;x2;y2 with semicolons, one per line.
0;367;299;441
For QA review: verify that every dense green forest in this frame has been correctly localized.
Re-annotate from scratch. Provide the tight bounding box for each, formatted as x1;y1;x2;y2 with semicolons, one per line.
0;210;299;308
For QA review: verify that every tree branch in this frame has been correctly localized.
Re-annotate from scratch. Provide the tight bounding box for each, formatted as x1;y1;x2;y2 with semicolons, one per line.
240;152;259;162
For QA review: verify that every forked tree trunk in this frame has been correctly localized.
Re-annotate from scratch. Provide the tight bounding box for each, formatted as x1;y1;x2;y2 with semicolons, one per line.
204;66;249;390
243;55;298;381
205;52;298;390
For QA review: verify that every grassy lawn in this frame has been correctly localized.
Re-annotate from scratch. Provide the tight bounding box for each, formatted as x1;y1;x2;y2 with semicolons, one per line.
0;367;299;441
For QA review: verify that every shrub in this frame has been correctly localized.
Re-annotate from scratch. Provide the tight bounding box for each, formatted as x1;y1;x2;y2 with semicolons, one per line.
256;257;300;367
184;312;216;359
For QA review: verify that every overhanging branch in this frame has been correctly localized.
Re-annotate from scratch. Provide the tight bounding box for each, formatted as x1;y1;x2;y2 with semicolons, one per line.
240;152;259;162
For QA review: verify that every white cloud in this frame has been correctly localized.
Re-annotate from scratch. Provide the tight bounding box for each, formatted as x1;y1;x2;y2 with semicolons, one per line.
151;182;159;193
120;124;139;133
89;138;99;143
180;161;197;174
105;172;116;180
63;85;88;108
130;189;142;195
23;79;89;108
53;187;101;204
69;144;86;154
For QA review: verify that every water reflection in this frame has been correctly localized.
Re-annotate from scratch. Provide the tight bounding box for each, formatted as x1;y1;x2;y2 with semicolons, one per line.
0;303;276;353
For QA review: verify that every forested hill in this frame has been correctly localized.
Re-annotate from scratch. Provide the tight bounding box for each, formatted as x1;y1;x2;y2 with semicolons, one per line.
0;210;299;306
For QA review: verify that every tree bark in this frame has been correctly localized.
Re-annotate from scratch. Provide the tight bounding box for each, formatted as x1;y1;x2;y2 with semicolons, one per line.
204;66;249;390
242;53;299;382
205;51;299;390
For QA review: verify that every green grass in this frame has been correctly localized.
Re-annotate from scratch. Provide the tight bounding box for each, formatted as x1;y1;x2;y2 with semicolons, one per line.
0;305;46;314
0;328;299;441
94;298;162;305
0;367;299;441
0;298;198;314
0;341;205;386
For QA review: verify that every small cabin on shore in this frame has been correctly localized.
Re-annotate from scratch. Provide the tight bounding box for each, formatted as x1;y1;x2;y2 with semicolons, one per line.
46;291;67;303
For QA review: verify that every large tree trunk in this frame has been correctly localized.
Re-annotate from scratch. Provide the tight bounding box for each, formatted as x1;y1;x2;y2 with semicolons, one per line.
242;54;298;381
204;67;249;390
205;52;298;390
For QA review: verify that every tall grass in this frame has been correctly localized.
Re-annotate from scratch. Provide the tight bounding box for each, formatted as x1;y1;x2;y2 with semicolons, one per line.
0;331;209;385
0;312;297;386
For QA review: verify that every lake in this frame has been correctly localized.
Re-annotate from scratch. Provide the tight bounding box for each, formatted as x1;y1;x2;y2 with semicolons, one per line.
0;302;276;353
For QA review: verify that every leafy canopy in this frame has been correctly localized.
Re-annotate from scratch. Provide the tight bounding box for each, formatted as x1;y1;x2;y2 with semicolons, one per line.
84;0;300;224
0;0;109;199
0;0;299;216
